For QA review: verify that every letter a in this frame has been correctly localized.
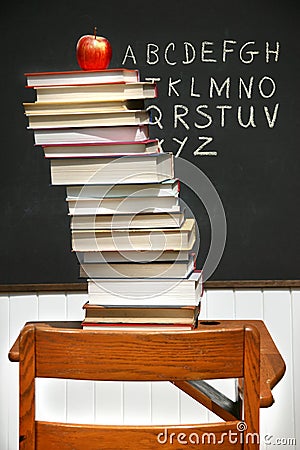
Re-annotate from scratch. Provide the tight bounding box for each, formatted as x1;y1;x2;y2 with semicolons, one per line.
121;45;137;65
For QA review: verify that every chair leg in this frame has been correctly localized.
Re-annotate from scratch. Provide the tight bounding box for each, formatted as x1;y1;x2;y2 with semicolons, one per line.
242;326;260;450
19;325;36;450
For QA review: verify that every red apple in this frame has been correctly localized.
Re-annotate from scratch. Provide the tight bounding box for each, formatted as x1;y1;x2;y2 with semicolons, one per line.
76;27;112;70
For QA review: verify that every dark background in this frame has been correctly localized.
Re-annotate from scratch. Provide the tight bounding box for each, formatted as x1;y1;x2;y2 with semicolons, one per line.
1;0;299;283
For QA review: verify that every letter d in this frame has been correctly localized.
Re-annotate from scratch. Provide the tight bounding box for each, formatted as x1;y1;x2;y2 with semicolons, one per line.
157;428;168;444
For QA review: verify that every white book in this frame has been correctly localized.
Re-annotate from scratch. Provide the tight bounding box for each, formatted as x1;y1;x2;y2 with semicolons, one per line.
67;196;180;215
70;211;185;230
66;179;179;199
27;110;150;129
42;140;161;158
80;253;195;279
23;99;145;115
33;124;149;145
71;218;196;252
87;270;203;306
50;153;174;185
77;250;190;264
33;82;157;102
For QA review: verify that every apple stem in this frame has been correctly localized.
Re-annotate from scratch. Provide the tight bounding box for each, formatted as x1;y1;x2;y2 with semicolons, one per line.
94;27;97;38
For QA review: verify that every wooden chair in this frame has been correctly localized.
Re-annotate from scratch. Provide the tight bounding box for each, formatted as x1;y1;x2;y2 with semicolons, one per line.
9;320;283;450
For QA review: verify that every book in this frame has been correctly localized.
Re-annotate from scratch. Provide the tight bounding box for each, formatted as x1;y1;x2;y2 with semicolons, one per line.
67;196;180;215
25;68;140;86
77;250;190;264
22;66;204;331
82;302;200;325
79;252;195;279
81;323;195;331
23;99;145;115
49;153;174;185
26;109;150;129
70;211;185;229
31;82;157;103
66;179;179;199
71;217;196;252
33;124;150;145
41;140;161;158
87;270;203;306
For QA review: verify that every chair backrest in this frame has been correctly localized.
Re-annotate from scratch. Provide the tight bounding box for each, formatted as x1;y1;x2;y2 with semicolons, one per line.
18;321;260;449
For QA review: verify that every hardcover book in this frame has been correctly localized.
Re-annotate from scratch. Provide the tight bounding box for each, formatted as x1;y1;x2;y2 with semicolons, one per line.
71;218;196;252
79;252;195;279
33;124;150;145
31;81;157;102
41;140;161;158
26;109;150;129
25;68;140;86
49;153;174;185
87;270;203;306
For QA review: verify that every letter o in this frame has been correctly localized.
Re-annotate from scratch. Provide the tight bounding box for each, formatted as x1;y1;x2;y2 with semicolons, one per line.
258;76;276;98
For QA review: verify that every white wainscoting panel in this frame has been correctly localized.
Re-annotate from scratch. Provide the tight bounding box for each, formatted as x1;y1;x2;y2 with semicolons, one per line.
95;381;124;425
1;288;299;449
0;296;9;450
292;290;300;449
8;295;38;450
260;290;295;450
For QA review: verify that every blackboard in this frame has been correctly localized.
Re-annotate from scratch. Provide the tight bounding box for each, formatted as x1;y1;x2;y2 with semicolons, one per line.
1;0;299;284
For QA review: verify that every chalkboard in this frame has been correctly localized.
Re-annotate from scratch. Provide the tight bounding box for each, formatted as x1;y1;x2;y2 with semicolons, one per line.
1;0;299;284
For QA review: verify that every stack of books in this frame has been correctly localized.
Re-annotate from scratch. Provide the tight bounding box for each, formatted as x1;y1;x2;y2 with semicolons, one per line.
24;67;203;331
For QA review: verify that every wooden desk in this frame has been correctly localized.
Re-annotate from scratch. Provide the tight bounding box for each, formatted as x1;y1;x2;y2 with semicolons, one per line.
8;319;285;449
9;319;285;410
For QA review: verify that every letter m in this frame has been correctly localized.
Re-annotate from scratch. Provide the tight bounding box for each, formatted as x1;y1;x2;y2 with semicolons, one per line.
202;432;217;445
209;77;230;98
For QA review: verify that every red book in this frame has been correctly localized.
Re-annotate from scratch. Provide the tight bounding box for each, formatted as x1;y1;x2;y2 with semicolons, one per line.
81;322;195;331
24;68;140;87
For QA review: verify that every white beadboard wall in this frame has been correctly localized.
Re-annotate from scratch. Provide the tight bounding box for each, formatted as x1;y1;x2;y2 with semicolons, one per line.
0;288;299;449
